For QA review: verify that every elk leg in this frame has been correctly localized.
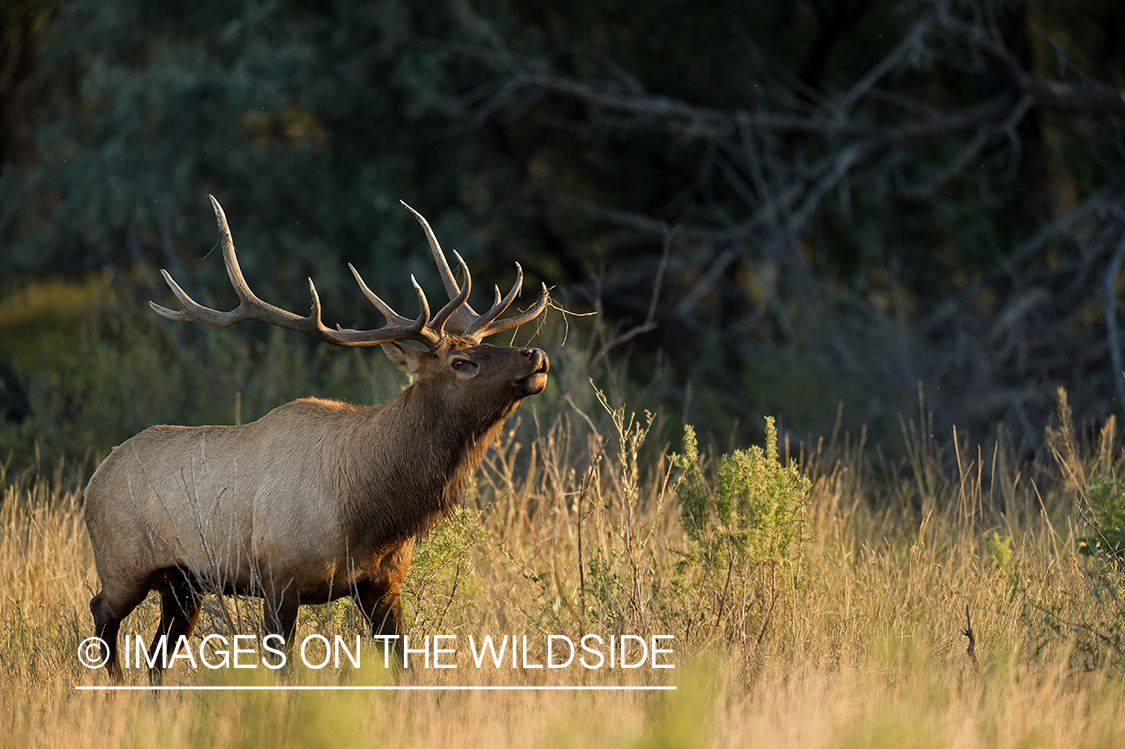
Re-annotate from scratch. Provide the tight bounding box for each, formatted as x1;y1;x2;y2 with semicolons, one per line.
353;580;405;638
262;588;299;648
90;584;149;680
147;569;203;679
353;538;413;642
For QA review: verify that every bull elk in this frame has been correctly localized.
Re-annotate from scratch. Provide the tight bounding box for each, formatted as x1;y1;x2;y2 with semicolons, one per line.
84;196;549;677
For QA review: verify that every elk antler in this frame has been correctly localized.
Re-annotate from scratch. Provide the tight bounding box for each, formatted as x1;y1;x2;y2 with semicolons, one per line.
399;201;549;343
150;196;549;348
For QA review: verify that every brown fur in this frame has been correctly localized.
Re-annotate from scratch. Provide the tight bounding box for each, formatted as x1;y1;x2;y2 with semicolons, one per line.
84;336;549;677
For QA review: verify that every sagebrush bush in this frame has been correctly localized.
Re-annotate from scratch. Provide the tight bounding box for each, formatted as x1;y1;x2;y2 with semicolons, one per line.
1034;395;1125;667
670;417;810;645
406;504;490;633
1079;475;1125;565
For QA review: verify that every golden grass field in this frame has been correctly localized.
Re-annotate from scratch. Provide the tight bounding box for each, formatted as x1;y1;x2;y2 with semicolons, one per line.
2;389;1124;748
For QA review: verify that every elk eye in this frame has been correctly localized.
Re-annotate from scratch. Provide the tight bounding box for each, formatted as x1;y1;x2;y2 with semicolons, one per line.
451;359;476;373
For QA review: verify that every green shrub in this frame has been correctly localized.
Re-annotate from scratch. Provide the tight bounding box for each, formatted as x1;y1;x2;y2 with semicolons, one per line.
676;418;809;572
404;504;490;633
1069;474;1125;665
671;417;811;645
1079;475;1125;565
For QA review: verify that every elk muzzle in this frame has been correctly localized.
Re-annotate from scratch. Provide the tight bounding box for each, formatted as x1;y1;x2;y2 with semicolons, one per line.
519;348;550;396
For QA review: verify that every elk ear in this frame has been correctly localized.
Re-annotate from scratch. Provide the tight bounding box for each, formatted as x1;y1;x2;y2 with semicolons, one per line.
381;341;426;375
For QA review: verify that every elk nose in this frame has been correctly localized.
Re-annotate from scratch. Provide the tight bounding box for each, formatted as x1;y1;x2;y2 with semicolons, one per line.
523;348;549;372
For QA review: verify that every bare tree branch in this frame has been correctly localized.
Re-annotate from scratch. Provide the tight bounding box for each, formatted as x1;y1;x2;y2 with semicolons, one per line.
475;0;1125;446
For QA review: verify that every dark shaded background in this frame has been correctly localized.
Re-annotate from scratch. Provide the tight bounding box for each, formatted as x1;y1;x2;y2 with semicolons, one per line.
1;0;1124;472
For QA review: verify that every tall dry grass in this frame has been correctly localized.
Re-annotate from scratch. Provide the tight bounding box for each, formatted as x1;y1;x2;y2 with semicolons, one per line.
1;388;1124;748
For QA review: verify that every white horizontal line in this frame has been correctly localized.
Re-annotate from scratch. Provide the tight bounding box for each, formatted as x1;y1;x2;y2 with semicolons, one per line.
75;685;675;692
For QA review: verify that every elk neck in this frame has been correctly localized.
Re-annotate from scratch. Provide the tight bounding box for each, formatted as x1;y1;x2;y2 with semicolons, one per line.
335;379;520;553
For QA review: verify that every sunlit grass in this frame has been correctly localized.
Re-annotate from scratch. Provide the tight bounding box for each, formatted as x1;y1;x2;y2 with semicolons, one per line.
2;393;1125;747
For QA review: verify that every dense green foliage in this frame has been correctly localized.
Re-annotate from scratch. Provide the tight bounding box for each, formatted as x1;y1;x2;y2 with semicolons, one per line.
672;419;810;642
677;419;809;571
7;0;500;304
1079;475;1125;564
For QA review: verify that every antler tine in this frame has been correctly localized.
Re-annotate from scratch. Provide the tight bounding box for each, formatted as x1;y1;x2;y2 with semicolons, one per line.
406;275;432;336
400;201;485;334
347;263;419;328
399;200;461;299
211;195;254;307
150;269;233;324
466;280;550;342
430;250;472;337
397;200;550;342
463;262;523;339
336;265;435;344
151;196;439;347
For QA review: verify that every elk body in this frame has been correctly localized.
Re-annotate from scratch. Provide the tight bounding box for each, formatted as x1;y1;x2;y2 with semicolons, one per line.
84;196;549;677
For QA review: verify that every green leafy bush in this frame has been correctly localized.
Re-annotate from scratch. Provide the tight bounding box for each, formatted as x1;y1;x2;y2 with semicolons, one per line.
405;505;490;633
677;418;809;571
1079;475;1125;565
672;417;810;645
1066;474;1125;664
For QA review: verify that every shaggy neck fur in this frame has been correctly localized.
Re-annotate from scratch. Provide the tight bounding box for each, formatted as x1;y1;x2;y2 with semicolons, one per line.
333;381;520;555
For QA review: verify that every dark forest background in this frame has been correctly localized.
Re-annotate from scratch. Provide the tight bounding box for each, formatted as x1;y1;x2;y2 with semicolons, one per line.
2;0;1125;473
